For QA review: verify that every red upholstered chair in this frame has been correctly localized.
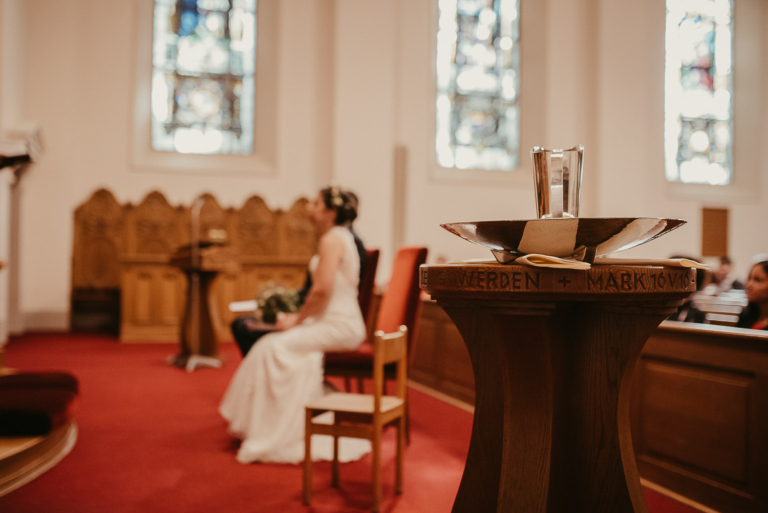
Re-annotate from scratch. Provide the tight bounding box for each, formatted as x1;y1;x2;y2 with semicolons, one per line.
358;249;380;324
324;246;428;442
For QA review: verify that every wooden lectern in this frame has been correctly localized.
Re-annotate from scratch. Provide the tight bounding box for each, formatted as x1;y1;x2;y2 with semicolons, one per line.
420;262;695;513
168;242;238;371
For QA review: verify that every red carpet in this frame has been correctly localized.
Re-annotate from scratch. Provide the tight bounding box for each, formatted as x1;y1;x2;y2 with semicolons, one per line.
0;333;702;513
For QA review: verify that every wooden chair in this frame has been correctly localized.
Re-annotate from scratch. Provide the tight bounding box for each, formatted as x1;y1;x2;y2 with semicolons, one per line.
324;247;428;443
303;326;408;512
358;249;380;324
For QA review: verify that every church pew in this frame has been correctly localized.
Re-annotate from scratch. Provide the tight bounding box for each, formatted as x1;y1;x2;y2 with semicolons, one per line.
630;321;768;513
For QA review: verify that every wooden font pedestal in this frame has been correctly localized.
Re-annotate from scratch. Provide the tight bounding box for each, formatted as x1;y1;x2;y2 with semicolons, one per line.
420;263;695;512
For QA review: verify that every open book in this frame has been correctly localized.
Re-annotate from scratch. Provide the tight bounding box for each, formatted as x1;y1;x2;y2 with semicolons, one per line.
228;299;257;313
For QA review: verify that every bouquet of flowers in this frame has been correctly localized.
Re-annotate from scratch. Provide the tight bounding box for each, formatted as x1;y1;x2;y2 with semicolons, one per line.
255;282;301;324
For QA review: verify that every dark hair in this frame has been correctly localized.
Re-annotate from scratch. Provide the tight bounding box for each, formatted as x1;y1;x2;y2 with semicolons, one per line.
320;186;358;225
719;256;733;266
737;256;768;329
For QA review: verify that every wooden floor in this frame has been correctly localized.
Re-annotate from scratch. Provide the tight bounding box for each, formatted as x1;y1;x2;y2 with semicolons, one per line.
0;437;43;461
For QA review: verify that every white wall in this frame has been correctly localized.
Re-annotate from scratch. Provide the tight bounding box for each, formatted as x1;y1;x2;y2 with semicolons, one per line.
351;0;767;280
334;0;398;280
595;0;767;279
385;0;602;270
0;0;26;344
0;0;24;129
15;0;335;329
0;171;10;346
6;0;768;329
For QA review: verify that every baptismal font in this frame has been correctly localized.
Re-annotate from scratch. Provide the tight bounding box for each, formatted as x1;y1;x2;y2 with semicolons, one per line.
421;146;701;513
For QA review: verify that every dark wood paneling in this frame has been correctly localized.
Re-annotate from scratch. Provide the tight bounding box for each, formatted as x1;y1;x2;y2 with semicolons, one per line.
631;322;768;513
639;360;749;483
411;300;474;404
702;207;729;257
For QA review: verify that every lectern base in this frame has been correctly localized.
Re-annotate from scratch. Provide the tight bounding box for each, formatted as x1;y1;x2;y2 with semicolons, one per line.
167;354;223;373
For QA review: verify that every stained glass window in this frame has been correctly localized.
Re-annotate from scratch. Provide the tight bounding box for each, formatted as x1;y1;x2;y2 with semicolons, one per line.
436;0;520;171
151;0;256;155
665;0;732;185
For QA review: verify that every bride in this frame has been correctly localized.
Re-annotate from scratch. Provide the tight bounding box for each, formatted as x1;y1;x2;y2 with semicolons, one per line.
219;186;371;464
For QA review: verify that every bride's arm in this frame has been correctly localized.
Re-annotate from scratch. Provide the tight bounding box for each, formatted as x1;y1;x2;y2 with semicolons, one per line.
275;232;344;330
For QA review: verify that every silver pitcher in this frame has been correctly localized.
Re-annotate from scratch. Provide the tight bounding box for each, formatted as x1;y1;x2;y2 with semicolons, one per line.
531;146;584;219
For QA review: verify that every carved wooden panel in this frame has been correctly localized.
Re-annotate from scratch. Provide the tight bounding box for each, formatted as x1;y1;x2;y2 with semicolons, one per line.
73;188;316;342
237;196;278;256
279;198;317;259
192;193;231;244
272;265;308;289
126;191;185;256
120;263;186;342
133;272;153;324
159;271;185;326
72;189;124;289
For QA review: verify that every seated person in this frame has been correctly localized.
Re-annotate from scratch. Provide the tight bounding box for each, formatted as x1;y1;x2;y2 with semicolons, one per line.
708;255;744;295
220;186;371;464
230;190;367;357
736;256;768;330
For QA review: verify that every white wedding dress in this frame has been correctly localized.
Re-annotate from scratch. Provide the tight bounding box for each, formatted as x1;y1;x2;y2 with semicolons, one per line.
219;226;371;464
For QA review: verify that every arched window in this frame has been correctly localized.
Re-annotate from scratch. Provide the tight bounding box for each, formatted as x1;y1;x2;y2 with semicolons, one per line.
435;0;520;171
665;0;733;185
151;0;256;155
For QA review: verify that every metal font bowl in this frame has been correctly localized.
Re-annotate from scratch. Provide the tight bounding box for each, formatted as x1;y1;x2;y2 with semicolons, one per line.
441;217;687;264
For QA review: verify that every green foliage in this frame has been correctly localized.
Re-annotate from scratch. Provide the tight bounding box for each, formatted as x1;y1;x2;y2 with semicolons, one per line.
255;282;301;324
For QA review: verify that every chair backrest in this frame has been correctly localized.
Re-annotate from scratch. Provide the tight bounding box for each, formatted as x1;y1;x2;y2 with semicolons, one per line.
372;326;408;413
375;247;428;363
358;249;380;324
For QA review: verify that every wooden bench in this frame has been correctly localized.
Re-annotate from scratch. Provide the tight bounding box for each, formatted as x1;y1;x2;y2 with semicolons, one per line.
631;321;768;513
694;290;748;327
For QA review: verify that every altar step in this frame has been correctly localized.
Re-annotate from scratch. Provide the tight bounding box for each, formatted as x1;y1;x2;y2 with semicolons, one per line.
0;421;78;497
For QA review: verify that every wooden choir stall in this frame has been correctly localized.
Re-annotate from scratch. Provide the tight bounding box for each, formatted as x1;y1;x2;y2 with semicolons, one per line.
70;189;317;344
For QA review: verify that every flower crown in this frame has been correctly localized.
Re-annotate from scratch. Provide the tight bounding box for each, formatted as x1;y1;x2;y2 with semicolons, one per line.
329;186;346;208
